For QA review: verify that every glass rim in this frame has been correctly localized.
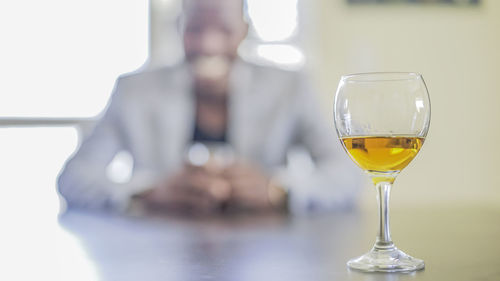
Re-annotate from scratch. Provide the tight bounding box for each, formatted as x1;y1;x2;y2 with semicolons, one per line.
341;72;422;82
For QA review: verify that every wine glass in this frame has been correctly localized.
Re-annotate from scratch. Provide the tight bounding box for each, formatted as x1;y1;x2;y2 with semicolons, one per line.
334;72;430;272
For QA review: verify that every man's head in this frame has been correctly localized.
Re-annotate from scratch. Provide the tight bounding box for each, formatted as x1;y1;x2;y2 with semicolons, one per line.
182;0;248;64
181;0;248;93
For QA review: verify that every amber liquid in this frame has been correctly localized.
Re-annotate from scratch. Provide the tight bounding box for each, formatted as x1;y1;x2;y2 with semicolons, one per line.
341;136;424;184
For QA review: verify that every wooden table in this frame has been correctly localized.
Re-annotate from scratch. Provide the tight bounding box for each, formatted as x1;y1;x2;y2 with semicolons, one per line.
58;207;500;281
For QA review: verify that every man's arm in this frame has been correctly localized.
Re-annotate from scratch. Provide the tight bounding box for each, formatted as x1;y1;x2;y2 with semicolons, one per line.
57;79;156;211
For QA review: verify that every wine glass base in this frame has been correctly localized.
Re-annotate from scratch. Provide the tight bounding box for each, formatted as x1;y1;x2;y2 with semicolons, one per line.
347;247;425;273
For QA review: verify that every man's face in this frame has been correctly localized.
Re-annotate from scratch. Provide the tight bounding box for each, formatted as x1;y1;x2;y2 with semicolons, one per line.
182;0;248;88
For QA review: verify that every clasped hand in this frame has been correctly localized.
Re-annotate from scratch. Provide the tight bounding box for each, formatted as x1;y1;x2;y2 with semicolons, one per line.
135;161;282;214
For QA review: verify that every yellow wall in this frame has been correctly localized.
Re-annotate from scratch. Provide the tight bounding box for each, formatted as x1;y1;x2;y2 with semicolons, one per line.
306;0;500;209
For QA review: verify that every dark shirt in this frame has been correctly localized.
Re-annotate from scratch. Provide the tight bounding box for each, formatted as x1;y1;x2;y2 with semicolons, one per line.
192;122;227;143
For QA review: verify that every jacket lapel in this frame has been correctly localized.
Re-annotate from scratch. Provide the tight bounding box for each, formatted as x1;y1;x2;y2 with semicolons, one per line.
228;59;256;161
155;64;195;172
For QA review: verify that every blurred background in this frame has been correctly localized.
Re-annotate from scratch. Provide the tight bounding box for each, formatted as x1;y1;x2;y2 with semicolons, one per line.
307;0;500;210
1;0;498;212
0;0;498;279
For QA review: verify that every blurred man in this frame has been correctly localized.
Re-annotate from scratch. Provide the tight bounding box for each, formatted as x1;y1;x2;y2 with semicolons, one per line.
58;0;360;214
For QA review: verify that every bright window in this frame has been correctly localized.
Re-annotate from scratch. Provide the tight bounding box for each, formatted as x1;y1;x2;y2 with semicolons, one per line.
0;0;149;118
247;0;298;42
244;0;304;69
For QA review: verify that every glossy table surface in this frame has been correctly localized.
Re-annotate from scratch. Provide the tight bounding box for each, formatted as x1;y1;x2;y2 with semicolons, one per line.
58;207;500;281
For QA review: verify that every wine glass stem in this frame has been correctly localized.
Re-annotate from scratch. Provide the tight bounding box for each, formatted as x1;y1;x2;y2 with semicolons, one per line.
375;181;395;251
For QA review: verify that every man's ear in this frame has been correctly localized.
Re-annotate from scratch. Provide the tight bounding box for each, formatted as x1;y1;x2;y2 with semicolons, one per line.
243;22;249;37
240;21;249;42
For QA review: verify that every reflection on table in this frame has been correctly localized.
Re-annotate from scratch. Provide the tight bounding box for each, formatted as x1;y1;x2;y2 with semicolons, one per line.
57;207;500;281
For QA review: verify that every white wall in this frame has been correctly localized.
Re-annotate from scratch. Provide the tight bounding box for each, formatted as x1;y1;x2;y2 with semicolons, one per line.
306;0;500;209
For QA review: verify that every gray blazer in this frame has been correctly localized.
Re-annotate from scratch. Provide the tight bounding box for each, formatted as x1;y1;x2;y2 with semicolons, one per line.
58;59;361;213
